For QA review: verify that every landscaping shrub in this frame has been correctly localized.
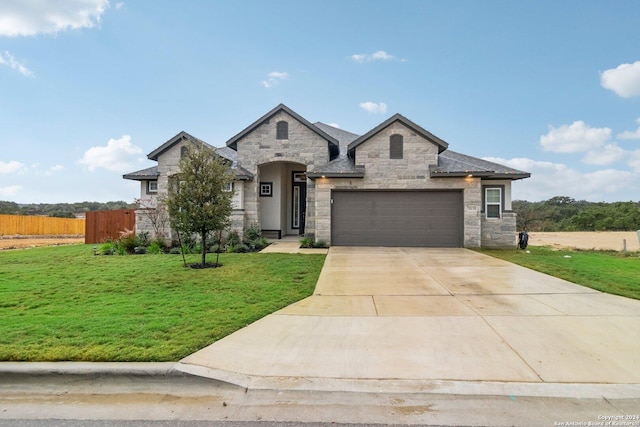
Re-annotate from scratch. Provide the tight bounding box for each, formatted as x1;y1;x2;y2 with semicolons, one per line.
118;233;140;254
245;223;262;241
228;243;249;253
227;230;241;247
248;236;270;251
99;241;115;255
300;236;314;248
147;241;165;255
314;239;329;248
300;236;329;249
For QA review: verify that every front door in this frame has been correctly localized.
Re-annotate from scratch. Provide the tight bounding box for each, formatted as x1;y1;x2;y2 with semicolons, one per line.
292;172;307;235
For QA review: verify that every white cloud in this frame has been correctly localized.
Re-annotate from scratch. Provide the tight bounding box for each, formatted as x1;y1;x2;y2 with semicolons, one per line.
0;0;109;37
600;61;640;98
78;135;144;172
627;150;640;173
359;101;387;114
540;121;611;153
582;143;626;166
0;51;34;77
327;123;340;128
483;157;637;202
0;160;26;174
115;2;125;10
350;50;396;63
40;164;65;176
617;117;640;140
261;71;289;88
0;184;22;197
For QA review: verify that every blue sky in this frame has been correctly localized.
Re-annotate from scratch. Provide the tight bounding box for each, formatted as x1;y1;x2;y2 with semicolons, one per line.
1;0;640;204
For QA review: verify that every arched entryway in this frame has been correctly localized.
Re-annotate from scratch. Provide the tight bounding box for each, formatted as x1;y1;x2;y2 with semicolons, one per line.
257;161;307;238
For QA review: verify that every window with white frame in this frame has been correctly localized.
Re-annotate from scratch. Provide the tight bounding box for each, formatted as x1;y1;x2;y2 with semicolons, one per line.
222;182;234;192
259;182;272;197
147;180;158;193
485;187;501;218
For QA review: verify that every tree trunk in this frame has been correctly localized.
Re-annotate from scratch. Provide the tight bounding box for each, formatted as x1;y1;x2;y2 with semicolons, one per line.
215;229;223;267
201;228;207;267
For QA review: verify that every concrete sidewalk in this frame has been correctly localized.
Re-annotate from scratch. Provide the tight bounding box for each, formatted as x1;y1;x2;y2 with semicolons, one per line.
176;247;640;396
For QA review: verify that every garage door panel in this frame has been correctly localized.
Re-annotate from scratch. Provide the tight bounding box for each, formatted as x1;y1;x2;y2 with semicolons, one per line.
331;191;462;247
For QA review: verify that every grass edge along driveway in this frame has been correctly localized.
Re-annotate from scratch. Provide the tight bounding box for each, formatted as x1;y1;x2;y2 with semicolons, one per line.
0;244;325;362
477;246;639;301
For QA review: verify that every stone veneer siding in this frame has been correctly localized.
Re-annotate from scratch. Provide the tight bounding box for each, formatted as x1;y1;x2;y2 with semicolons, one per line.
481;211;517;248
234;111;331;238
313;122;484;247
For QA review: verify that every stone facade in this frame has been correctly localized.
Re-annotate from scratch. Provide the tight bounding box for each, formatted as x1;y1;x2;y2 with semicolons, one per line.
312;121;486;247
482;212;517;248
233;111;330;237
126;105;526;248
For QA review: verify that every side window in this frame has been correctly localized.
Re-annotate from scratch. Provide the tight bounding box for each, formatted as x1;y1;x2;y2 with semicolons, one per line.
390;134;403;159
276;121;288;140
222;182;234;192
180;146;188;158
485;188;502;219
147;180;158;193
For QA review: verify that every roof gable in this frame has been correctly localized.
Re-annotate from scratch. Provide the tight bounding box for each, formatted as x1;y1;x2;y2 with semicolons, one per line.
147;131;212;161
225;104;339;152
348;113;449;155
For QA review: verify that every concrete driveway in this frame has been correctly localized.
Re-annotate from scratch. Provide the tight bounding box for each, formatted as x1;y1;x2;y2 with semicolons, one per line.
177;247;640;392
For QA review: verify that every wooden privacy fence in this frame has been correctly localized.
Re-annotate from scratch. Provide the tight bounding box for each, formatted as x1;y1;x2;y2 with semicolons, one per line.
85;209;136;244
0;214;85;236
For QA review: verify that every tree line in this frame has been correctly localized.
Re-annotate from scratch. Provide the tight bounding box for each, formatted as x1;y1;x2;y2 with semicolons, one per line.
514;196;640;232
0;200;135;218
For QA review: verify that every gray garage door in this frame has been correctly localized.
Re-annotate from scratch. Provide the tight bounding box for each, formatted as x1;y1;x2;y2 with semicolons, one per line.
331;190;463;247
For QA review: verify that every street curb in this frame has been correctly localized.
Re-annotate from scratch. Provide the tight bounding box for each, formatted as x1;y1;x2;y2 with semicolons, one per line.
4;362;640;400
0;362;181;377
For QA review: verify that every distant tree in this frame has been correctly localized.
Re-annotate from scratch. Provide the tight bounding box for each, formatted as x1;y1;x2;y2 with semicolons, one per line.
513;197;640;232
512;200;540;231
0;201;20;215
166;143;234;268
50;211;75;218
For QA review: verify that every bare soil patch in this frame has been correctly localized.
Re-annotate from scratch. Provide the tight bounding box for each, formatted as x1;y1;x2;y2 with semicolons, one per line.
0;235;84;250
529;231;639;251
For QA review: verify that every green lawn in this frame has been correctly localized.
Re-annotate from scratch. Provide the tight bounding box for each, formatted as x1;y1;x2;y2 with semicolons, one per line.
0;245;325;362
477;246;640;300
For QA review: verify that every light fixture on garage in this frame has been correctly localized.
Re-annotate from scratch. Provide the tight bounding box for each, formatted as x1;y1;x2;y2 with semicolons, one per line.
467;174;473;177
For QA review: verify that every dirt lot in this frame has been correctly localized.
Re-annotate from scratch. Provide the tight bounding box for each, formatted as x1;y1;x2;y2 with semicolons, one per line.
0;236;85;250
528;231;640;251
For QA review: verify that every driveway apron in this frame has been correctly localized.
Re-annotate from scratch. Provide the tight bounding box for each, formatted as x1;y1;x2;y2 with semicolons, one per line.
176;247;640;389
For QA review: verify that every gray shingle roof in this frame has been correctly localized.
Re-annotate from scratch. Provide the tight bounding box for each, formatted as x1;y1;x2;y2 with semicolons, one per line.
307;156;365;178
215;146;253;180
313;122;359;157
123;166;159;181
431;151;530;180
147;131;212;161
308;123;364;178
307;123;529;181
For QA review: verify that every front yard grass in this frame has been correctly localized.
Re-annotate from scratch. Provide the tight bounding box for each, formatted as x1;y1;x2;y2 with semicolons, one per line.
0;245;325;362
477;246;639;300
